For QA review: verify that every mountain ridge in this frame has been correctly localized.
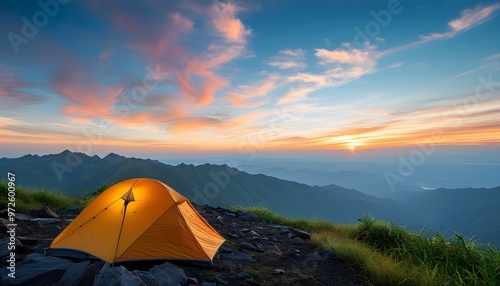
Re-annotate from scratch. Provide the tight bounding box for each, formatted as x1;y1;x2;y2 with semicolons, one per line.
1;150;499;246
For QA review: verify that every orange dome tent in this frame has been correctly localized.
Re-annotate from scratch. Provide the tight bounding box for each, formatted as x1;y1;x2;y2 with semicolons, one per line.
50;178;225;264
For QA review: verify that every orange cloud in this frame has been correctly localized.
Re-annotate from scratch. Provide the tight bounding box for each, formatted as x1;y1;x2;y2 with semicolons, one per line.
67;0;253;134
210;2;251;43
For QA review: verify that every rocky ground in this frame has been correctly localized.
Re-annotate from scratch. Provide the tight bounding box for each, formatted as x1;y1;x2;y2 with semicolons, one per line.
0;204;368;285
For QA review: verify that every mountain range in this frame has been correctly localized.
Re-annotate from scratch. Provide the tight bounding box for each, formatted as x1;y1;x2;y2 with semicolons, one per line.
1;150;499;247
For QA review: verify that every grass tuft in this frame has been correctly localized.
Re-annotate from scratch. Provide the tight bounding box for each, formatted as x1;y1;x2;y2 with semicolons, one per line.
236;207;500;286
0;180;107;213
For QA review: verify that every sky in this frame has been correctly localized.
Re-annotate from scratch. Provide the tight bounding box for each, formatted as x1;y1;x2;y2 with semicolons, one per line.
1;0;500;159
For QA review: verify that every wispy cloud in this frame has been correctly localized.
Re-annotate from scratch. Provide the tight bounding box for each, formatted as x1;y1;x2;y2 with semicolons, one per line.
383;4;500;56
267;49;306;70
477;53;500;62
227;75;279;107
0;70;45;107
275;43;380;104
420;4;500;40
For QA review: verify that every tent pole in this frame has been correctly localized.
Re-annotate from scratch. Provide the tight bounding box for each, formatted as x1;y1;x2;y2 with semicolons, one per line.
112;201;129;267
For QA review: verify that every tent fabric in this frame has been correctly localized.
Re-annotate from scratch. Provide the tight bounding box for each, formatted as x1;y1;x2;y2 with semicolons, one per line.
50;178;225;263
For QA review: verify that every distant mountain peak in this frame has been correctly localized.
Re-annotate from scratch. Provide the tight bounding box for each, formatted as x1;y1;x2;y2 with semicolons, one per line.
103;152;126;163
57;149;89;158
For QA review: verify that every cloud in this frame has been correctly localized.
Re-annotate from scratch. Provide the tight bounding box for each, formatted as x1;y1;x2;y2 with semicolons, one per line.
64;0;254;134
267;49;306;70
167;117;229;133
315;44;378;66
210;2;251;43
382;4;500;56
278;86;316;104
51;62;128;121
286;73;328;86
0;71;45;107
266;43;382;104
314;44;380;82
387;62;403;69
99;48;114;61
86;0;251;110
420;4;500;40
227;75;279;107
477;53;500;62
448;4;500;32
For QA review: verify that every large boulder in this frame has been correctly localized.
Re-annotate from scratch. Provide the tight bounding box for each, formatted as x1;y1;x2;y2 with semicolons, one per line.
149;262;187;286
130;270;158;286
92;264;144;286
56;260;103;286
0;253;73;286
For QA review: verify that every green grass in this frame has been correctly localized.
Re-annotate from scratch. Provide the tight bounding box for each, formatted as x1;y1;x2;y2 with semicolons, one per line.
0;180;77;213
236;206;500;286
356;215;500;285
0;180;108;213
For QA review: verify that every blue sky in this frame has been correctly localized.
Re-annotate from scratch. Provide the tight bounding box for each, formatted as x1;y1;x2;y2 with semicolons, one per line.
0;0;499;158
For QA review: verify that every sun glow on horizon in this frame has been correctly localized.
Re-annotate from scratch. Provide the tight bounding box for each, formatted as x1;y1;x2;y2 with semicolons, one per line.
349;145;356;154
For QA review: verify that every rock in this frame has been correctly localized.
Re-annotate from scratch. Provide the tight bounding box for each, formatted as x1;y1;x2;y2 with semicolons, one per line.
273;268;286;275
265;243;282;255
93;263;144;286
56;261;100;286
14;213;32;221
29;206;59;218
319;249;336;259
239;228;251;235
220;252;253;261
0;218;16;237
255;243;266;253
291;237;305;245
240;242;257;251
218;244;232;254
307;251;323;261
209;275;228;285
237;272;251;279
247;230;261;237
227;233;239;239
201;282;215;286
64;205;79;211
286;248;301;258
292;229;311;239
239;212;258;222
149;261;188;286
209;218;224;226
0;253;73;286
16;236;38;246
186;277;199;285
30;218;60;226
268;224;289;230
0;237;27;259
279;228;291;234
130;270;158;286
